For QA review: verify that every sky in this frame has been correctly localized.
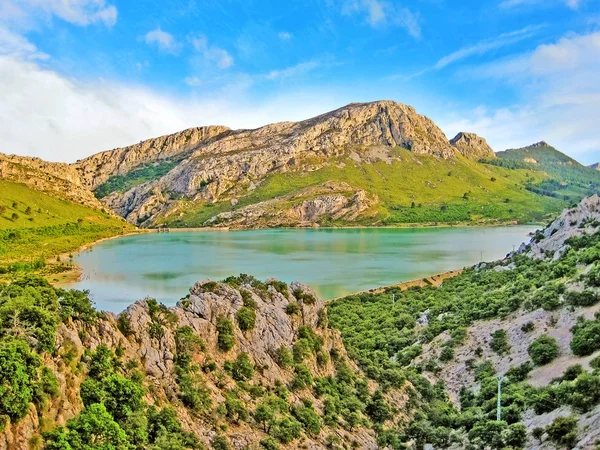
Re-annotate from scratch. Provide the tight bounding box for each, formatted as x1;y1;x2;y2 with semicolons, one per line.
1;0;599;164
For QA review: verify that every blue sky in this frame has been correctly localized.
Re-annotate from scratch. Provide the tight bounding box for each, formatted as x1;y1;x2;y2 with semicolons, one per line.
1;0;599;163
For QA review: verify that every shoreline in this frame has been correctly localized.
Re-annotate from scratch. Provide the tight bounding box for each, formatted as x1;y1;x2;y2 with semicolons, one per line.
327;269;463;302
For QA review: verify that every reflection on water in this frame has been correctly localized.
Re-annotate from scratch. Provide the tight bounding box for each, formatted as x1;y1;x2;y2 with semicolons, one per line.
68;226;537;313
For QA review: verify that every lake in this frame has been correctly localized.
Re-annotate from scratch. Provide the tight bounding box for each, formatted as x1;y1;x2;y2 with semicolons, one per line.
68;226;537;312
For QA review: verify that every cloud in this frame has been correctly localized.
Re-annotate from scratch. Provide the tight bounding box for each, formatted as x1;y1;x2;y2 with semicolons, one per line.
265;61;320;80
438;31;600;161
0;35;346;163
278;31;293;40
184;76;201;86
499;0;584;10
0;26;48;60
144;28;179;54
190;35;233;69
0;0;117;28
434;25;542;69
342;0;421;38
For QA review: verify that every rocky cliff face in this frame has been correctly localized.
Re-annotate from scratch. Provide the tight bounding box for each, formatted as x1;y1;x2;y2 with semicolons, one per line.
73;125;231;190
0;153;104;209
78;100;494;226
0;278;407;449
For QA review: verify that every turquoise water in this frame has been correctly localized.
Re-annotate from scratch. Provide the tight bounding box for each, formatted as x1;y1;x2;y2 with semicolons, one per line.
68;226;536;312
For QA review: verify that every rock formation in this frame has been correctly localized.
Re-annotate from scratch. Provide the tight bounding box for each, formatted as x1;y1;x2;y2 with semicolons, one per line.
0;278;407;449
0;153;104;209
74;100;496;226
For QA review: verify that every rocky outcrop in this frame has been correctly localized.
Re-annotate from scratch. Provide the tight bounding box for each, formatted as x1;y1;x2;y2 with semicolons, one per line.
0;153;104;209
1;278;407;449
198;181;378;229
75;100;490;226
73;125;231;190
449;132;495;159
518;194;600;259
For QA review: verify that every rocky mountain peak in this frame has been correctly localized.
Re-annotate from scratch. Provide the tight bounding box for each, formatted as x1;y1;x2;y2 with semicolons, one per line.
74;125;231;190
449;131;495;159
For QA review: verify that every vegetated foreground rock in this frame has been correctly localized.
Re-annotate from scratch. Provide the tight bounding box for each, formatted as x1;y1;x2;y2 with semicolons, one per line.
0;277;408;450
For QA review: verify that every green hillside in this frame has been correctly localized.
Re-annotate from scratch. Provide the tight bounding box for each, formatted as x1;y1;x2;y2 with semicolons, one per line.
0;180;131;277
486;143;599;202
161;149;567;227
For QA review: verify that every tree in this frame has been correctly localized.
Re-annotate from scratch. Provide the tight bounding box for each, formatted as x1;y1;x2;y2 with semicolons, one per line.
44;403;129;450
528;335;559;365
255;403;275;432
365;390;391;423
0;339;40;421
570;319;600;356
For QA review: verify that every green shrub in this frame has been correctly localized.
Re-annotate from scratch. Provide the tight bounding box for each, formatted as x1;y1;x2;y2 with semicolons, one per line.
211;434;230;450
489;329;511;355
285;302;300;315
235;307;256;331
545;416;578;448
271;417;302;444
290;364;313;391
231;353;254;381
528;335;560;365
216;316;235;352
521;321;535;333
571;318;600;356
565;290;599;307
274;346;294;369
439;346;454;362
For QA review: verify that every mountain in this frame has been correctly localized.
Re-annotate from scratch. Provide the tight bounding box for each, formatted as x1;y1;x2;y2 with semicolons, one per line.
589;163;600;170
491;141;600;201
73;101;588;228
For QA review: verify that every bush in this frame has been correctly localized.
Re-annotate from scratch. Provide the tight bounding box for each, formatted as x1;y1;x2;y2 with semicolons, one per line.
216;316;235;352
290;364;313;391
285;302;300;315
235;307;256;331
490;329;511;355
271;417;302;444
231;353;254;381
521;321;535;333
565;290;599;307
274;346;294;369
528;335;560;365
439;346;454;362
570;318;600;356
211;434;230;450
545;416;578;448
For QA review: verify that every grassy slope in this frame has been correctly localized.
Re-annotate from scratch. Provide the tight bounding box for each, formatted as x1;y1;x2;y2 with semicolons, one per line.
161;149;566;227
0;180;131;276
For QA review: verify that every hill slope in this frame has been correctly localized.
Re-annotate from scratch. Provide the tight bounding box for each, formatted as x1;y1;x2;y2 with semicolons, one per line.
74;101;598;228
0;179;130;279
328;194;600;449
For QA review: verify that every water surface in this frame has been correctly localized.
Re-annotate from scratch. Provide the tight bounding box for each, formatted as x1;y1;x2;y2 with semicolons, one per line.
68;227;536;312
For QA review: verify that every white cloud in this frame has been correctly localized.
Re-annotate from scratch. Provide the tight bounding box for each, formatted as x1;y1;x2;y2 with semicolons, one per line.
0;37;346;163
438;32;600;160
278;31;293;40
499;0;584;10
342;0;421;38
1;0;117;28
144;27;179;54
0;26;48;60
265;61;320;80
434;25;542;69
184;76;201;86
190;35;233;69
